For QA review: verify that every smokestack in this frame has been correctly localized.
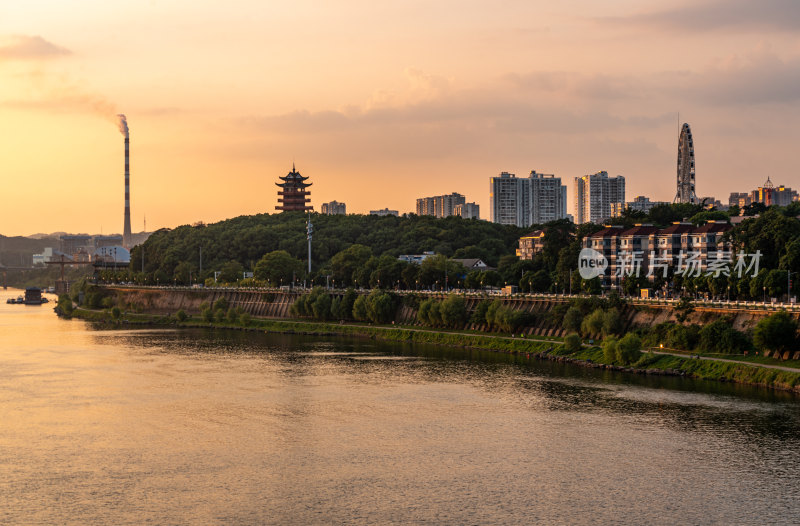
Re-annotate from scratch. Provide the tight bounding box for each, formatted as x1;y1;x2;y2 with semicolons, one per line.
118;114;132;249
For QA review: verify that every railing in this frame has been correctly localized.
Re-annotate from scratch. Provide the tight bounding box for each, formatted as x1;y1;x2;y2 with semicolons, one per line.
95;283;800;312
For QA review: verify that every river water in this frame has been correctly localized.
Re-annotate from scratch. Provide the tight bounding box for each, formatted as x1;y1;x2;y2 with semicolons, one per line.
2;289;800;525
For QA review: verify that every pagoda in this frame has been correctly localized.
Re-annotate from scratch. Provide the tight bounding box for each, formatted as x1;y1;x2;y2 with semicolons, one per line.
275;163;312;212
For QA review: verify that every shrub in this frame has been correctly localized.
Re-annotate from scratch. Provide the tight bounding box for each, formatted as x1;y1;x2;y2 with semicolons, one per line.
176;309;188;322
666;323;700;350
57;294;74;317
111;306;122;320
312;293;332;320
201;306;213;322
213;297;229;312
428;301;442;327
215;308;226;323
564;333;582;353
485;300;503;329
226;307;239;324
602;307;622;337
581;308;605;336
365;290;395;324
699;319;750;353
603;336;619;363
352;295;368;321
616;333;642;365
563;306;583;333
340;288;358;320
470;300;491;325
753;311;799;353
101;297;115;309
417;298;434;325
239;312;252;326
440;295;468;328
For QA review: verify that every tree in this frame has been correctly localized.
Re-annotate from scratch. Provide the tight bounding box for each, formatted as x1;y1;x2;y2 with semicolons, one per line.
218;260;245;283
440;294;468;328
753;311;798;354
312;293;333;320
698;319;750;353
365;290;395;323
674;297;694;323
603;336;619;363
470;300;490;325
339;288;358;320
329;244;372;286
564;333;582;353
616;333;642;365
562;306;583;333
581;308;605;336
602;307;622;337
254;250;303;286
176;309;188;322
352;295;368;321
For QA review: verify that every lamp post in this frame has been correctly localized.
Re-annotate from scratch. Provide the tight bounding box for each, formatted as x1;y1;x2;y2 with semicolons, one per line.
763;285;766;303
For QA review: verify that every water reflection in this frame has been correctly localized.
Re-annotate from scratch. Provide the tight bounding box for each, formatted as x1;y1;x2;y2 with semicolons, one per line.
3;291;800;525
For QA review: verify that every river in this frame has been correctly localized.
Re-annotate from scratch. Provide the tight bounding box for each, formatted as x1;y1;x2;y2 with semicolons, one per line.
2;288;800;525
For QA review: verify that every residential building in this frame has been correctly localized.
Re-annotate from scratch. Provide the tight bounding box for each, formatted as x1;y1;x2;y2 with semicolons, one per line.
398;251;435;264
749;177;798;207
610;202;625;218
574;171;625;224
416;193;466;218
490;172;526;225
454;202;480;220
516;230;546;260
584;220;732;288
529;171;567;224
416;197;435;216
321;201;346;215
451;258;493;271
489;170;567;226
627;196;669;214
370;208;398;217
729;192;750;208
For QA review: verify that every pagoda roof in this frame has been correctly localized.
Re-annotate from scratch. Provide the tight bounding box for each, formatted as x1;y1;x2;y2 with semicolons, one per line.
276;163;312;188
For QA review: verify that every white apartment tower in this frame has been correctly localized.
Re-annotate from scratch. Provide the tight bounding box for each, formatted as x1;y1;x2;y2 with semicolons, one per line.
489;171;567;227
574;171;626;224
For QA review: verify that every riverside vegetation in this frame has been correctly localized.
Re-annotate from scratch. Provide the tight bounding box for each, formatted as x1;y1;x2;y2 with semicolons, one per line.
58;282;800;393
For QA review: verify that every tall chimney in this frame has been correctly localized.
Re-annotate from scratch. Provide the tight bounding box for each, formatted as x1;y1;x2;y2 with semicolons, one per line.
118;114;132;249
122;136;132;249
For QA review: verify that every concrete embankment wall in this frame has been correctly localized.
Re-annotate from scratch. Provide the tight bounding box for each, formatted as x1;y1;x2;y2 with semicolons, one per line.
110;287;300;319
106;286;795;339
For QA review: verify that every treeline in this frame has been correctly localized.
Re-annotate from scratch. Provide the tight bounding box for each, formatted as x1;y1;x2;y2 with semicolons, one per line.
128;212;528;285
90;200;800;300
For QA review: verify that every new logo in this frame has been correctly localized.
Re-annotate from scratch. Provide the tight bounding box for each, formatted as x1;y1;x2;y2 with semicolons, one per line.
578;248;608;280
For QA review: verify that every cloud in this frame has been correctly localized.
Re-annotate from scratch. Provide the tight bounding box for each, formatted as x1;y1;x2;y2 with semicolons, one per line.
600;0;800;33
0;35;71;60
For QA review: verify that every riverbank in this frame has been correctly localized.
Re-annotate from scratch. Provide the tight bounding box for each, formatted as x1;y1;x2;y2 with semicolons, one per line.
67;307;800;395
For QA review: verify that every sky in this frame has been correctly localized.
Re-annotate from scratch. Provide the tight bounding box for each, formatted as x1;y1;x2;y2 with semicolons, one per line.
1;0;799;236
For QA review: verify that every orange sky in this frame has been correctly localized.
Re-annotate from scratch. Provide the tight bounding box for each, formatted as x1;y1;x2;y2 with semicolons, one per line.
2;0;799;236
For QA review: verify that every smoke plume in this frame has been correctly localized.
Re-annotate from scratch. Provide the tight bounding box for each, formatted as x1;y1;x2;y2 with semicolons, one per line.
116;113;129;138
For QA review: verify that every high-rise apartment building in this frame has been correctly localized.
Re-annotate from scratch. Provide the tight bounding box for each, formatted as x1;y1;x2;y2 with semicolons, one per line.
529;171;567;224
574;171;626;224
321;200;346;215
416;193;466;218
489;171;567;227
454;202;480;220
416;197;435;216
369;208;398;217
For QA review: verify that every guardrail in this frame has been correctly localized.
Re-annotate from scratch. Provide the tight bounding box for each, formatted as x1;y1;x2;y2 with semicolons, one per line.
96;284;800;312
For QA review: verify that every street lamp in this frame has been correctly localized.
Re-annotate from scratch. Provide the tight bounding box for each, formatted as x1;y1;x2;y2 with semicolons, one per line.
763;285;767;303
